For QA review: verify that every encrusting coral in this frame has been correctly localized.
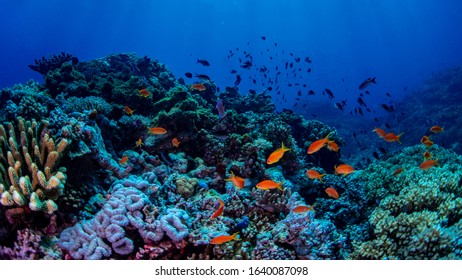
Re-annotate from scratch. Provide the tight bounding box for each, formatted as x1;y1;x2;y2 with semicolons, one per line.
0;117;68;216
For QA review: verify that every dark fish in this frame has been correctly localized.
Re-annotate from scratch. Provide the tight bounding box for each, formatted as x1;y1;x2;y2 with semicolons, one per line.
365;90;370;95
335;102;345;111
380;104;395;112
307;68;312;73
194;73;211;81
297;90;302;96
261;36;266;40
230;69;237;74
234;74;241;87
358;107;363;115
197;59;210;66
249;89;256;94
308;90;315;95
184;72;193;78
241;60;252;69
372;152;379;160
304;57;312;63
384;123;391;129
359;77;377;90
267;86;273;91
295;57;301;63
324;89;334;99
353;132;357;138
357;97;367;107
378;147;387;154
386;92;391;97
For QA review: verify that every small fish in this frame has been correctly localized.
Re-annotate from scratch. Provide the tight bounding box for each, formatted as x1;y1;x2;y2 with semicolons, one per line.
419;159;438;170
380;104;395;112
292;204;315;213
194;73;211;81
124;106;136;116
184;72;193;78
308;90;315;95
225;171;245;190
393;168;404;176
327;140;339;152
190;83;206;91
372;127;386;138
305;169;326;183
261;36;266;40
256;180;283;191
335;164;355;176
324;89;334;99
430;126;444;133
359;77;377;90
119;155;128;164
325;187;339;199
307;132;332;154
172;137;180;148
210;199;224;219
422;138;434;148
423;151;432;159
267;142;290;164
197;59;210;66
383;132;404;144
138;88;150;98
134;138;143;148
210;232;239;245
234;74;242;87
148;127;167;135
216;99;226;119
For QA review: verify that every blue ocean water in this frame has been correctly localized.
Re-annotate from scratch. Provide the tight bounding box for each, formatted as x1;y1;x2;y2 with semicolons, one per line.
1;0;462;108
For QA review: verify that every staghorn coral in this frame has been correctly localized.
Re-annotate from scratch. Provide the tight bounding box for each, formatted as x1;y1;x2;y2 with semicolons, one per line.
0;117;68;216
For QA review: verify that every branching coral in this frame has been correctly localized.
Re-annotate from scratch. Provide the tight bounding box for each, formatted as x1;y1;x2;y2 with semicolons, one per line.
0;117;68;215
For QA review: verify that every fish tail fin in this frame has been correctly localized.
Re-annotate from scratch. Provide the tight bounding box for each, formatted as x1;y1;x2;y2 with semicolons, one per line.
325;131;333;140
281;142;291;152
320;174;326;183
397;132;405;144
232;232;240;241
371;77;377;84
278;182;284;191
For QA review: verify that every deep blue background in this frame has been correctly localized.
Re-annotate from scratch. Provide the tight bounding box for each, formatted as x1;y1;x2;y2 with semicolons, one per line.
1;0;461;113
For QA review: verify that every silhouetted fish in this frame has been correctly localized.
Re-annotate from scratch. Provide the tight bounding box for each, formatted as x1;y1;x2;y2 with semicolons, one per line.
197;59;210;66
184;72;193;78
324;89;334;99
359;77;377;90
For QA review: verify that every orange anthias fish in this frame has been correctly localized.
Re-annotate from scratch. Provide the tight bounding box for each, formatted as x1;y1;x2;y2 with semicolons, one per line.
119;155;129;164
124;106;136;116
225;171;245;190
430;125;443;133
421;135;434;148
172;137;180;148
210;232;240;245
307;132;332;154
372;127;386;138
256;180;283;191
305;169;326;183
423;151;432;159
327;140;339;152
334;164;355;176
210;199;224;219
420;159;438;170
292;204;315;213
190;83;206;91
148;127;167;135
383;132;404;144
325;187;339;199
138;88;151;98
393;168;404;176
267;142;290;164
134;138;143;148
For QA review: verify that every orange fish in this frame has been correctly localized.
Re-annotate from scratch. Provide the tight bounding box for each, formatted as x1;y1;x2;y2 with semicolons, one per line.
267;142;290;164
225;171;245;190
422;139;434;148
421;135;430;143
327;140;339;152
423;151;432;159
148;127;167;135
256;180;283;191
138;88;150;98
325;187;339;199
210;232;239;245
372;127;386;138
124;106;135;116
307;132;332;154
383;132;404;144
134;138;143;148
190;83;206;91
292;204;315;213
119;155;129;164
210;199;224;219
420;159;438;170
430;126;443;133
172;137;180;148
393;168;404;176
305;169;326;183
334;164;355;176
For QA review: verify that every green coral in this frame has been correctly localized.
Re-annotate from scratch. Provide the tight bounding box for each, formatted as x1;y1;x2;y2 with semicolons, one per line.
351;145;462;259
